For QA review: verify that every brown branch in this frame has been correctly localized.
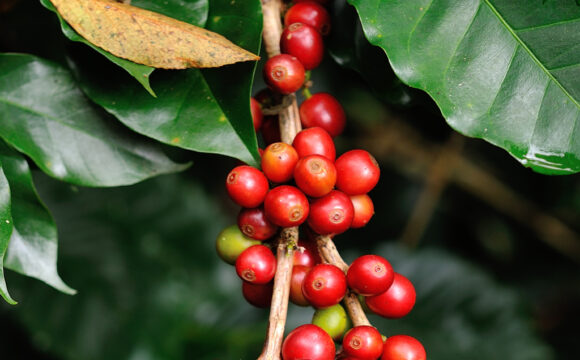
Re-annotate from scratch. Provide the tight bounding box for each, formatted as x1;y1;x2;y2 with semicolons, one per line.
257;1;303;358
316;235;371;327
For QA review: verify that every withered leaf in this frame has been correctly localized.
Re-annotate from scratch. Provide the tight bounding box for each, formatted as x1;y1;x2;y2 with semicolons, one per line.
49;0;260;69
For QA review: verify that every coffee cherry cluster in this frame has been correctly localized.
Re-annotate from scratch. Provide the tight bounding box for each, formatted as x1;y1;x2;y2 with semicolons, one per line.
215;1;426;359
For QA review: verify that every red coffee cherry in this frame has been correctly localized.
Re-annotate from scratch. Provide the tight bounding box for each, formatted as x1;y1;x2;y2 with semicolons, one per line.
366;273;416;319
343;325;384;360
235;245;276;284
299;93;346;137
280;23;324;70
261;142;299;183
347;255;394;296
302;264;347;308
282;324;335;360
290;265;311;306
284;2;331;36
335;150;380;195
350;194;375;228
237;207;279;241
382;335;426;360
250;97;263;132
292;127;336;161
293;241;320;267
261;115;281;145
225;165;269;208
307;190;354;235
294;155;337;198
264;185;310;227
242;281;273;308
263;54;305;94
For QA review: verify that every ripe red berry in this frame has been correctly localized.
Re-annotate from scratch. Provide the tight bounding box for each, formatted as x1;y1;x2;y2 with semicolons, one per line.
261;142;299;183
264;185;310;227
350;194;375;228
280;23;324;70
250;97;263;132
242;281;273;308
284;2;331;36
261;115;281;145
235;245;276;284
293;241;320;267
263;54;305;94
347;255;395;296
307;190;354;235
302;264;347;308
237;207;279;241
366;273;416;319
335;150;380;195
282;324;335;360
294;155;337;197
299;93;346;137
290;265;311;306
382;335;426;360
292;127;336;161
343;325;384;360
225;165;269;208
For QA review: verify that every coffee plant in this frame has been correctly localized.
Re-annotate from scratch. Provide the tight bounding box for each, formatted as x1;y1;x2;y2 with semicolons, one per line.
1;0;579;359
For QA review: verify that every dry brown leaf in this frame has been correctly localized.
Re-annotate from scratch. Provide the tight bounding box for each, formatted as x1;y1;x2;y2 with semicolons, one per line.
49;0;260;68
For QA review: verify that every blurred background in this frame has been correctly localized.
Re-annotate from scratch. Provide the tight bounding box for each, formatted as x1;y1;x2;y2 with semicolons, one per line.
1;0;580;359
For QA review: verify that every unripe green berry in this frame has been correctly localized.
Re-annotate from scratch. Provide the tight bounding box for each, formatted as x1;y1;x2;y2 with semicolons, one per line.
311;303;351;341
216;225;260;265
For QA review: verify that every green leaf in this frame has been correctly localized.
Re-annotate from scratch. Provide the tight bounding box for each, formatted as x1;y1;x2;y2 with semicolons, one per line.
40;0;156;96
0;163;16;305
69;0;262;166
0;53;189;187
350;0;580;175
0;141;74;296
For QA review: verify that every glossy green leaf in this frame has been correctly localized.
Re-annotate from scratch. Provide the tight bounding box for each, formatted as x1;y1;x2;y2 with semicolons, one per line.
0;53;189;187
350;0;580;174
70;0;262;166
0;163;15;305
0;141;74;296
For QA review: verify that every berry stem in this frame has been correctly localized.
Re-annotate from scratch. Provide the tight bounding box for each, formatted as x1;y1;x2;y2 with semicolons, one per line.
257;227;298;360
258;1;303;358
316;235;371;327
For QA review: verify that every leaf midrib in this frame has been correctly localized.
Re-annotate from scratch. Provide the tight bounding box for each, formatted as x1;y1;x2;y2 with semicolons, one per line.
482;0;580;110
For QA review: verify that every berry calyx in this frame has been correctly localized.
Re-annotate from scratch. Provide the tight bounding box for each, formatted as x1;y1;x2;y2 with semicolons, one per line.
347;255;394;296
264;185;310;227
381;335;426;360
215;225;260;265
261;142;299;183
366;273;416;319
294;154;337;197
335;150;380;195
342;325;384;360
263;54;305;95
237;207;279;241
302;263;347;308
225;165;269;208
300;93;346;137
281;23;324;70
292;126;336;161
235;245;277;284
282;324;335;360
284;2;331;36
307;190;354;235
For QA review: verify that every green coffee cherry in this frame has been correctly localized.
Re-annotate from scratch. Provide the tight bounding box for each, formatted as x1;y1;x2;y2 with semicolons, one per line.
311;303;352;341
216;225;260;265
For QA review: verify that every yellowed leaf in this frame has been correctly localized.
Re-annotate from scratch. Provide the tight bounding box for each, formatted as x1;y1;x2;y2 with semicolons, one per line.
49;0;260;69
